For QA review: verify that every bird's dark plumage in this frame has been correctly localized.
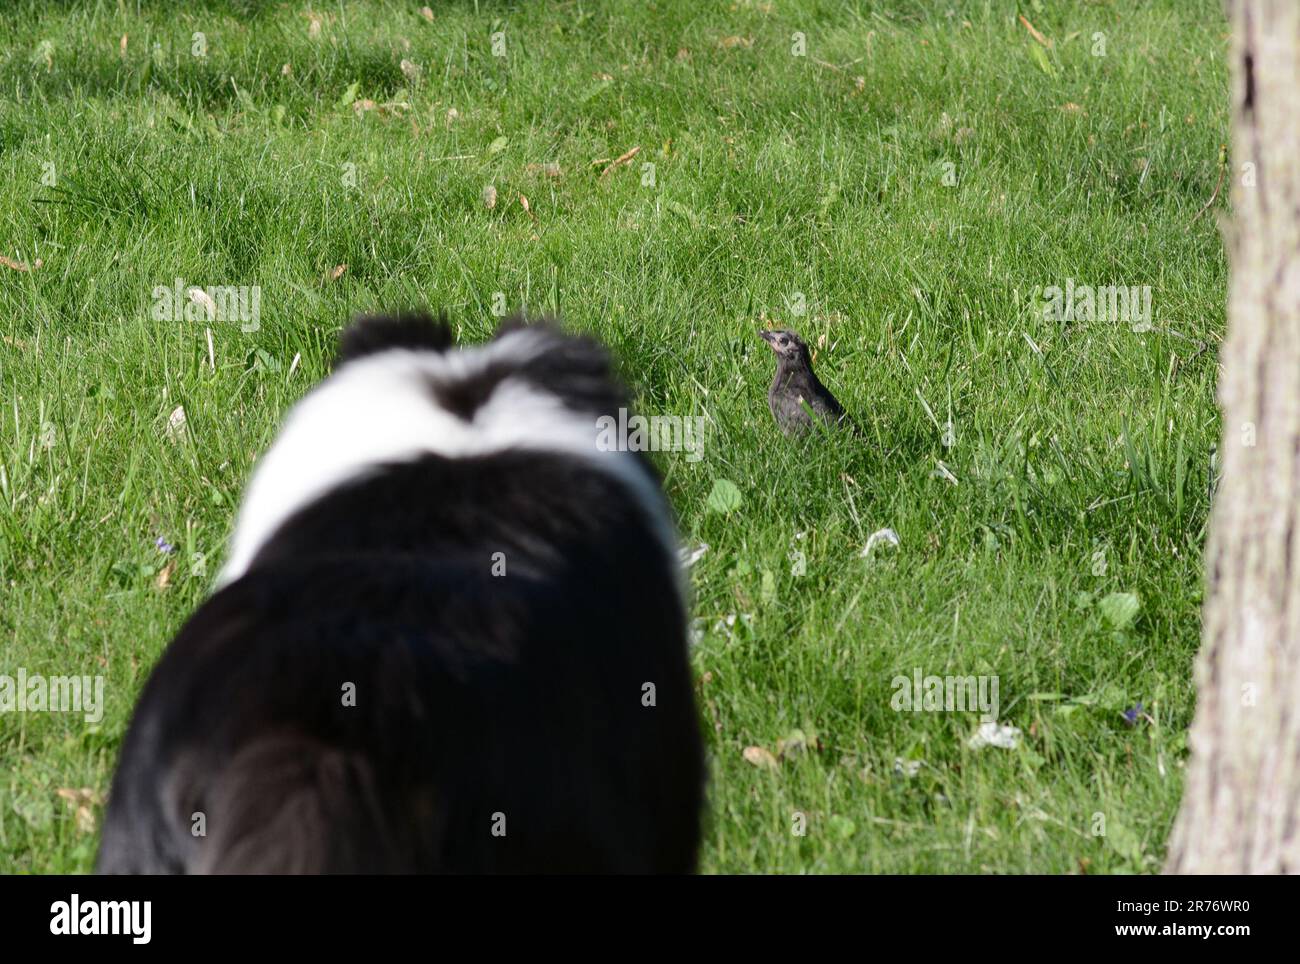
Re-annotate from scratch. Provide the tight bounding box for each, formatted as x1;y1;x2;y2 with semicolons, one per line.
760;329;851;436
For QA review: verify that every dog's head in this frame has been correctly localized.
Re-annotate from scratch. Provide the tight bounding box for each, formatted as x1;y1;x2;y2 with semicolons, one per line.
336;310;629;422
218;310;651;585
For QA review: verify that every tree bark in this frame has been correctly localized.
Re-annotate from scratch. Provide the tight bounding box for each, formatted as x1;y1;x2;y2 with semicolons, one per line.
1165;0;1300;873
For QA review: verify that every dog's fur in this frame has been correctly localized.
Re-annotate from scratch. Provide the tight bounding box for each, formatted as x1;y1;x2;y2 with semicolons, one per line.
96;312;704;874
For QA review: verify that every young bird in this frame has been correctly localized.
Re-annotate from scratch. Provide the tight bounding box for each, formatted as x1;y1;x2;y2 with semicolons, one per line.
760;329;852;436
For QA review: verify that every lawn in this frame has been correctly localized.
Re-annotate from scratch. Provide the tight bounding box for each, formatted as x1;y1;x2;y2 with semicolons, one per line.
0;0;1227;873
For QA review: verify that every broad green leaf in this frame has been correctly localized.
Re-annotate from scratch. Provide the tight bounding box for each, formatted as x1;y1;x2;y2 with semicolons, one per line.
1099;591;1140;629
705;478;743;514
828;815;856;839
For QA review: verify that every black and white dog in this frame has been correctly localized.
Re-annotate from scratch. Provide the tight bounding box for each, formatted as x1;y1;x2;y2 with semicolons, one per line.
97;312;704;874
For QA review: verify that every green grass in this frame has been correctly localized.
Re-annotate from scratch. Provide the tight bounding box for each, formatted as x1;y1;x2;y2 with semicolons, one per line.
0;0;1227;873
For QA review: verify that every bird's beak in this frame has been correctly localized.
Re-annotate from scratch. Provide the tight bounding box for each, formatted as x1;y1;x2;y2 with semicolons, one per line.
759;330;776;345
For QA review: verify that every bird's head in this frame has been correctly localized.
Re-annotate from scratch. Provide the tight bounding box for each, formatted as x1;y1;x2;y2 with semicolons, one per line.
760;328;811;367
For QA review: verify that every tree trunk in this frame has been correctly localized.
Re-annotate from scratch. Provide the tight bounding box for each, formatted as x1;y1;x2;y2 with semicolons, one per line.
1165;0;1300;873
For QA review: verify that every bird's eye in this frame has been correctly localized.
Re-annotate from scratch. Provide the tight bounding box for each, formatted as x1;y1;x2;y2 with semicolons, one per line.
779;337;789;347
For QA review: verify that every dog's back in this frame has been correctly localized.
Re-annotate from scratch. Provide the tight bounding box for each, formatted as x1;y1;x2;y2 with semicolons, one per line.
97;314;704;874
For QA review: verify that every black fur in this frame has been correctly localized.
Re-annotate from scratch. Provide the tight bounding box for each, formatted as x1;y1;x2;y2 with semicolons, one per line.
97;314;704;874
336;310;454;364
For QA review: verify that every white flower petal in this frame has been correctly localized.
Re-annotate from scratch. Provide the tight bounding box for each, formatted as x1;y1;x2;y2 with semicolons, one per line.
678;541;709;568
861;527;900;557
967;721;1022;750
